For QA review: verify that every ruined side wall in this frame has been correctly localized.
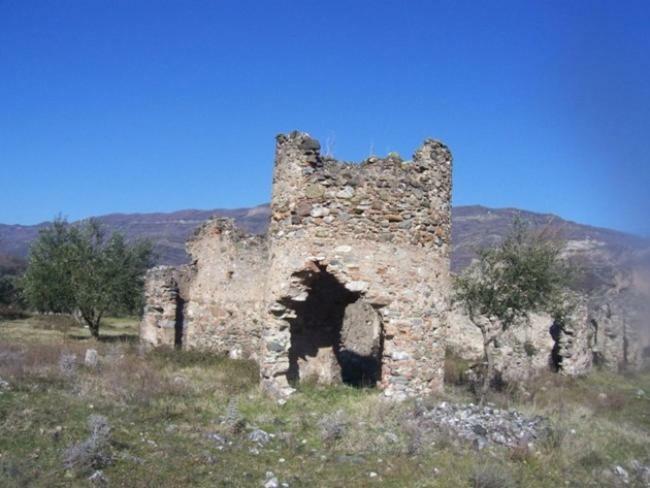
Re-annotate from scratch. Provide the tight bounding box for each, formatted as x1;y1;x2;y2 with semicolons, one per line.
447;301;594;382
447;308;557;382
553;300;594;376
183;218;268;360
140;265;193;348
589;300;643;372
262;131;452;398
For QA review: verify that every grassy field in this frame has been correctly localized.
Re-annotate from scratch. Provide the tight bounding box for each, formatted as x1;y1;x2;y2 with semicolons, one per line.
0;316;648;487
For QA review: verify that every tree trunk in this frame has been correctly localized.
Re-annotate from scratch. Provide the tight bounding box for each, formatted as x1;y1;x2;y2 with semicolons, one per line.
89;321;100;339
81;309;102;339
479;329;494;406
90;312;103;339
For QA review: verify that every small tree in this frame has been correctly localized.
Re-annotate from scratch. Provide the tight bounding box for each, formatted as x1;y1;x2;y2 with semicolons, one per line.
23;218;153;338
0;253;27;315
0;275;18;306
454;218;573;404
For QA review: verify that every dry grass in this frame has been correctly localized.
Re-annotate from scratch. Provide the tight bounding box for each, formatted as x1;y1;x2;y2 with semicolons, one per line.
443;346;473;386
0;315;649;487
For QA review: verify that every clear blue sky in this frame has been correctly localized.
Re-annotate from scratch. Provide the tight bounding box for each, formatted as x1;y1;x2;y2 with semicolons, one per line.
1;0;649;235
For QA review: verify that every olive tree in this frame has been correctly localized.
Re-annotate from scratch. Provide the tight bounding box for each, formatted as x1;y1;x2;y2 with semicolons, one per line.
453;218;573;404
23;218;153;338
0;252;27;314
0;275;19;308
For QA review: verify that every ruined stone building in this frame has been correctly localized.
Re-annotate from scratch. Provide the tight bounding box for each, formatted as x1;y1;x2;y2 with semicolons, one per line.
141;131;647;395
446;291;646;384
141;131;453;398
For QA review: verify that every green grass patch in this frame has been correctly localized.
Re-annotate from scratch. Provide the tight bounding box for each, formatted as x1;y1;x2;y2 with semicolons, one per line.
0;316;648;487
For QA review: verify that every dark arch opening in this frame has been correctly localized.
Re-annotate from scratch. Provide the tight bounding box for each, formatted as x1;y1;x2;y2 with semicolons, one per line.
174;295;185;348
590;318;605;367
549;319;563;372
282;265;382;387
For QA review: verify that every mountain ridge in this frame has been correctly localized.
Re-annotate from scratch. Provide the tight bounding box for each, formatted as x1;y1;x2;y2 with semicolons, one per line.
1;204;648;278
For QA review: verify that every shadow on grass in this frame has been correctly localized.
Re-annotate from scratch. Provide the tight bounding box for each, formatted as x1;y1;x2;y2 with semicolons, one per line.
68;333;139;344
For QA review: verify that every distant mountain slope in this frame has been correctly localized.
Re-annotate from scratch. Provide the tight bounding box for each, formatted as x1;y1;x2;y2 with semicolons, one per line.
0;205;270;266
1;205;648;284
451;206;649;289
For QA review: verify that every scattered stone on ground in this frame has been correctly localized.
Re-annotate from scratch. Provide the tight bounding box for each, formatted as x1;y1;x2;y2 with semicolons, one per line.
88;470;108;486
630;460;650;485
84;349;99;368
205;432;226;449
263;471;279;488
416;401;549;450
248;428;271;446
614;465;630;485
0;377;9;393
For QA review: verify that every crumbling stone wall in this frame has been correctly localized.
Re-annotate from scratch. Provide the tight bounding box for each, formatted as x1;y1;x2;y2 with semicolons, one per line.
261;132;452;399
588;299;643;372
183;219;268;360
141;129;640;395
140;264;193;347
549;299;594;376
141;130;452;399
446;293;644;383
140;219;270;360
446;308;582;383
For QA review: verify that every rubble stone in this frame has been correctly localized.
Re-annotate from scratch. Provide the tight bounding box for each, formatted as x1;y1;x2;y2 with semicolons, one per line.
84;349;99;368
419;401;549;449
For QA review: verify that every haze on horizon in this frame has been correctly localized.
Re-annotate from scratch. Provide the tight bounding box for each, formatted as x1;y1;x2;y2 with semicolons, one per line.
1;1;649;236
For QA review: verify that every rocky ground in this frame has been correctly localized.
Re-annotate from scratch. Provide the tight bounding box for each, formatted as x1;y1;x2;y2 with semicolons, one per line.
416;402;550;451
1;316;649;487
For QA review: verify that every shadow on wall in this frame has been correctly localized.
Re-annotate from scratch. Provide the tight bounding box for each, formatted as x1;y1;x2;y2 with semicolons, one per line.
281;264;383;387
549;320;562;372
175;295;185;348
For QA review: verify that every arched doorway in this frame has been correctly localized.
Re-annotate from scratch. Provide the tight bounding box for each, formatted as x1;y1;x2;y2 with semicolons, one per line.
281;264;383;387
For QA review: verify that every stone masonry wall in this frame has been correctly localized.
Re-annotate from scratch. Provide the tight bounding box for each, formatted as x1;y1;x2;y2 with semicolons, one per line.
140;264;193;348
446;308;561;383
141;130;642;394
141;130;453;399
446;295;640;382
183;218;268;360
261;131;452;399
588;299;643;372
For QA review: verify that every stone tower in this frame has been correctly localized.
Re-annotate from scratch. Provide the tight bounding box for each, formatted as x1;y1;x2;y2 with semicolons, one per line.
260;132;452;398
141;131;453;399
